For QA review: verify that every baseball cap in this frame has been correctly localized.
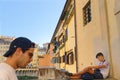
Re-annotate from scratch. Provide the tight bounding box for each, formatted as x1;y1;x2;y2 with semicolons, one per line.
4;37;35;57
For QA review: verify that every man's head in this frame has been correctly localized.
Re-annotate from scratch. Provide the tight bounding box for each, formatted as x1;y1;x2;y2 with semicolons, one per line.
4;37;35;68
96;52;104;62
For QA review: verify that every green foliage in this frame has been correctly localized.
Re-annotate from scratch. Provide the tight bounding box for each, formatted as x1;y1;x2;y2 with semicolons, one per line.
17;76;38;80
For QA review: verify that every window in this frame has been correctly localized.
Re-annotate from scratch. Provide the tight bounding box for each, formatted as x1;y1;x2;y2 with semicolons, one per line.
57;56;61;63
63;55;65;63
83;0;91;25
61;55;64;63
61;52;67;63
65;28;68;41
51;57;57;63
67;52;74;65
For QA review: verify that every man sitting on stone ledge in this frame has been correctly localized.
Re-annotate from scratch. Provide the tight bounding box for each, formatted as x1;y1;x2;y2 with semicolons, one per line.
66;52;109;79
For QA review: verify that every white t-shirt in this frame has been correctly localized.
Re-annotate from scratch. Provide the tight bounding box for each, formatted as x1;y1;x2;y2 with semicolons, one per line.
0;63;18;80
98;60;109;78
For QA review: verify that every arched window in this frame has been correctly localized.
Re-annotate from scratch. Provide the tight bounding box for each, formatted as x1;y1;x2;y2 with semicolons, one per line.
51;57;57;63
67;52;74;65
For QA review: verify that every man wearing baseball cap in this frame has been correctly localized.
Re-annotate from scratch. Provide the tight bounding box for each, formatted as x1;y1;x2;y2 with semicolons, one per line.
0;37;35;80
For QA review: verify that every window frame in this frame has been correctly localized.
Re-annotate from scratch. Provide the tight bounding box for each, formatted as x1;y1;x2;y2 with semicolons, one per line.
83;0;91;26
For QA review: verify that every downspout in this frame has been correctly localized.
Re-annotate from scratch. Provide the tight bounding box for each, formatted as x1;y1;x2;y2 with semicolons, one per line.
74;0;78;73
104;0;114;77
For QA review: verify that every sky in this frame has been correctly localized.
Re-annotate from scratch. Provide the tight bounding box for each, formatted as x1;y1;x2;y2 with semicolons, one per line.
0;0;66;47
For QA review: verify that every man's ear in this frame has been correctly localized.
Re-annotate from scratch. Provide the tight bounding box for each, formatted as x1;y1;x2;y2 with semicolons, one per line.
14;48;22;56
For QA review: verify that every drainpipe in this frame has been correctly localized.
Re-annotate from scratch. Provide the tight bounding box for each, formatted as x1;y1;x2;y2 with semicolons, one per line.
104;0;114;77
74;0;78;73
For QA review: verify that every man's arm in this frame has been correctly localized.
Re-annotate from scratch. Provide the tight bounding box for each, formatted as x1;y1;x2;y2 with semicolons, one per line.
88;64;106;69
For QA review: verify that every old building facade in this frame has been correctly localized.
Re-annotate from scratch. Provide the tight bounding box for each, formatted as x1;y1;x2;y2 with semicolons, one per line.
51;0;76;73
0;36;14;63
51;0;120;79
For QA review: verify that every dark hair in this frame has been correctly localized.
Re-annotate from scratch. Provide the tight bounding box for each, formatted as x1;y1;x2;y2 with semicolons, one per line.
96;52;104;58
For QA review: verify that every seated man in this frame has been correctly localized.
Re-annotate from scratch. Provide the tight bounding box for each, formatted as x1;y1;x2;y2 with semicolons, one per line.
67;52;109;79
